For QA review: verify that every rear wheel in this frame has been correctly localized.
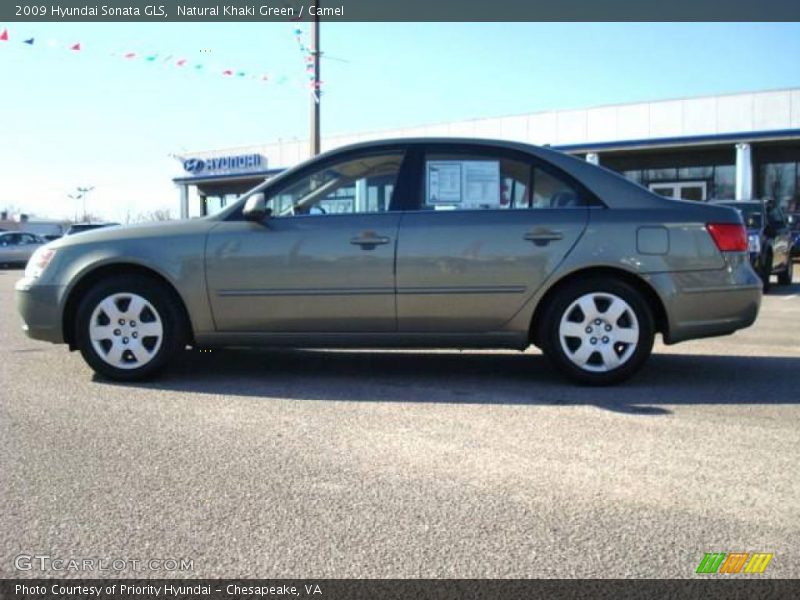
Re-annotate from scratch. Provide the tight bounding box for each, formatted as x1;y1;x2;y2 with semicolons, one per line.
540;278;655;385
777;256;793;286
75;275;186;381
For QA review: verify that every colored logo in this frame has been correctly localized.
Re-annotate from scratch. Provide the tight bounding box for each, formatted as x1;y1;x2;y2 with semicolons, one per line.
696;552;773;574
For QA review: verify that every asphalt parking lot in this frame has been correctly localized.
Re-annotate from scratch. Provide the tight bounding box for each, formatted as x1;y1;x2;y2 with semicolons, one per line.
1;269;799;579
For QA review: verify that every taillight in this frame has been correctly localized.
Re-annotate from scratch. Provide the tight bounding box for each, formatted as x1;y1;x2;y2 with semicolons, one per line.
707;223;748;252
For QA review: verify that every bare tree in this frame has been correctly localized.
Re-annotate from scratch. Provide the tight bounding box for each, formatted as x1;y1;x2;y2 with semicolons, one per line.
134;209;173;222
73;212;104;224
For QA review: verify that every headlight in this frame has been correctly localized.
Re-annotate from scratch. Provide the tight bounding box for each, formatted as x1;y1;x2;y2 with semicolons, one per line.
24;247;57;279
747;234;761;254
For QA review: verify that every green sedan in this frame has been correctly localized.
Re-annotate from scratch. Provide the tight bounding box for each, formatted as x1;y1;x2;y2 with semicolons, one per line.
15;139;762;385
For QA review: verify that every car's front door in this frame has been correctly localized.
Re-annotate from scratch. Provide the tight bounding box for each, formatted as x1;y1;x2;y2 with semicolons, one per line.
395;145;591;332
205;148;409;332
0;233;23;263
767;205;792;269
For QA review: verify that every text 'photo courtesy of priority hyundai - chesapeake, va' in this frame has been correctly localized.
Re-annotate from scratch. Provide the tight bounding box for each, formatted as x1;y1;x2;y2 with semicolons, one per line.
1;4;800;599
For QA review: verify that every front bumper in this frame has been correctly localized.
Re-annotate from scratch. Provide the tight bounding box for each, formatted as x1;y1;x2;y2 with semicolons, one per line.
650;254;762;345
14;278;65;344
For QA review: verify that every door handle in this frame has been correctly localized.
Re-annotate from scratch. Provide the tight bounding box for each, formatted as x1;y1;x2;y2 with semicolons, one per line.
524;230;564;245
350;232;391;249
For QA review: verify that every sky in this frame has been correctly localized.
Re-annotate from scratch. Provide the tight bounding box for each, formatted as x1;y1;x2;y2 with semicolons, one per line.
1;22;800;222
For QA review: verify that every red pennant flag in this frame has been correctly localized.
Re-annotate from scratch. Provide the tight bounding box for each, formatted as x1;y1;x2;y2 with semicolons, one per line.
70;43;81;51
176;58;187;66
222;69;233;76
124;52;136;59
0;29;8;41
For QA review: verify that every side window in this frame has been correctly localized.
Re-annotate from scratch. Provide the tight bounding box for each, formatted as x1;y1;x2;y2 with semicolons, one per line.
532;167;585;208
20;234;37;244
423;153;530;211
267;151;404;217
2;234;20;246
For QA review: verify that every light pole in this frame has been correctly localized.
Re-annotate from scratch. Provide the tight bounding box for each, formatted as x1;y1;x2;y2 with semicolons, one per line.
77;186;94;221
67;192;82;222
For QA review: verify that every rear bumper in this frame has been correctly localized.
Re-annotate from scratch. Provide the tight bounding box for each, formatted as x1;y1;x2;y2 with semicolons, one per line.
650;255;762;345
14;278;65;344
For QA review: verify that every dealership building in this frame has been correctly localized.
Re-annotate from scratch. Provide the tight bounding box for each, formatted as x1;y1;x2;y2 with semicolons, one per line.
173;87;800;218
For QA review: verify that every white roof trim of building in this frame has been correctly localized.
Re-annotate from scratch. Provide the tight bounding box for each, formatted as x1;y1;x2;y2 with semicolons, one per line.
181;87;800;168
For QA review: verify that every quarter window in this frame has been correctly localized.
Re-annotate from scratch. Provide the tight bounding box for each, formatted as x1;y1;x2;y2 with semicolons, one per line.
266;152;404;216
532;167;584;208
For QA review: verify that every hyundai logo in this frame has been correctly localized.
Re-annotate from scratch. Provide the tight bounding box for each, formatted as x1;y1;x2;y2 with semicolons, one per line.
182;154;264;175
183;158;206;173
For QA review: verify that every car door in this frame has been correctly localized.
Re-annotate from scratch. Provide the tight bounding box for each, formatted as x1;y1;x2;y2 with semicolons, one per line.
395;144;591;332
205;147;410;332
768;206;792;268
0;233;22;263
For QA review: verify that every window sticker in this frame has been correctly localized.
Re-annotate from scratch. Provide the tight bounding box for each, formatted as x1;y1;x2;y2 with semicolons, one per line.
426;160;500;208
427;162;462;204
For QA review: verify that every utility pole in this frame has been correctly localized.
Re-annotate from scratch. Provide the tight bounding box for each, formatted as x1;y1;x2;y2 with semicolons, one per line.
309;9;321;157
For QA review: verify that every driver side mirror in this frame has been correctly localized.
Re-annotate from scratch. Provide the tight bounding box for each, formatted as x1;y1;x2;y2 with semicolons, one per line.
243;193;270;222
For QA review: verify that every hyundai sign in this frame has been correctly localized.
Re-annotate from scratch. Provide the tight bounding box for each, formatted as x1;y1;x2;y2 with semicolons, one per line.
182;153;265;176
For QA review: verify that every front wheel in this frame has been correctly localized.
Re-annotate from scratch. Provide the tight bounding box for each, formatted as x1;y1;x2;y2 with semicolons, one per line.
540;278;655;385
75;275;186;381
760;254;772;292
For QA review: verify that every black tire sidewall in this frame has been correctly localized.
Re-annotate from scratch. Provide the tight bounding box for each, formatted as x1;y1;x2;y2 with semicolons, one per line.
75;275;183;381
541;277;655;385
778;258;793;285
760;254;772;292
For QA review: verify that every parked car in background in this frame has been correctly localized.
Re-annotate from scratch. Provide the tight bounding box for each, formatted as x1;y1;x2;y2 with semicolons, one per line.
787;212;800;260
65;222;120;236
711;200;793;291
0;231;46;267
15;139;762;385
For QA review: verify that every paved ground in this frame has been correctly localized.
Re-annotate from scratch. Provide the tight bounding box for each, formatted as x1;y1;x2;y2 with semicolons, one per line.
1;269;799;579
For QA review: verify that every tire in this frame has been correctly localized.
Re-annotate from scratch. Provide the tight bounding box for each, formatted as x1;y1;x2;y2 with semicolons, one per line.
777;257;793;286
760;254;772;293
75;274;187;381
540;277;655;385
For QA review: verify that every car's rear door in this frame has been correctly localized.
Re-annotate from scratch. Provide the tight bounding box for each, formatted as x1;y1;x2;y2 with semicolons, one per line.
395;143;591;332
205;146;411;333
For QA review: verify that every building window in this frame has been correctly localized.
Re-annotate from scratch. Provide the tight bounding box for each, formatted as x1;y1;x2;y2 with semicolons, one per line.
621;170;643;184
712;165;735;200
759;162;798;211
645;168;678;182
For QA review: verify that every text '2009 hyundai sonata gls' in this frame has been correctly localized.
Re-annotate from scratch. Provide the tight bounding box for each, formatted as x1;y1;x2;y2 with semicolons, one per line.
15;139;762;385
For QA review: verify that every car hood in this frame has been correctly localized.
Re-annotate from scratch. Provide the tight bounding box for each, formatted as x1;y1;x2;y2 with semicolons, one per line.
48;218;217;249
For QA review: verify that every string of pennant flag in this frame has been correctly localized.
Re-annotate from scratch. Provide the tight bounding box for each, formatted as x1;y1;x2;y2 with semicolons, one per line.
0;25;324;93
293;26;324;101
